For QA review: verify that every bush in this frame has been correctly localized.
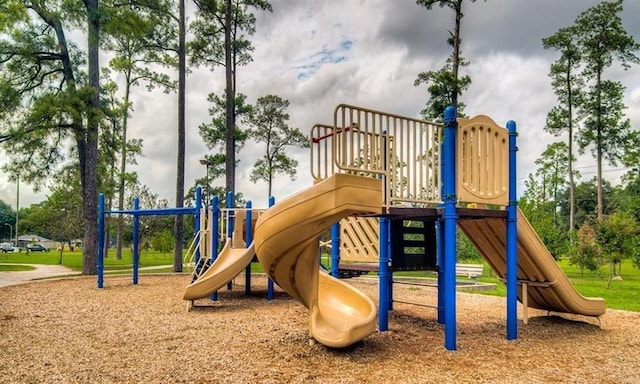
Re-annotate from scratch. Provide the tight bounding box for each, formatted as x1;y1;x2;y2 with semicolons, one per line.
150;230;174;253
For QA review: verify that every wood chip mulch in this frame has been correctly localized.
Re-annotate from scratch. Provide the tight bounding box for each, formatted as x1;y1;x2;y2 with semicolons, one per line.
0;274;638;384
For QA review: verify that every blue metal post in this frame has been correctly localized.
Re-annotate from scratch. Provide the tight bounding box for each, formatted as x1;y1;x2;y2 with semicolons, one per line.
194;187;202;264
226;191;234;291
210;195;220;302
387;222;393;310
132;197;140;285
378;217;391;331
97;194;105;288
245;201;252;295
330;223;340;278
442;105;458;351
506;120;519;340
436;218;445;324
267;196;275;300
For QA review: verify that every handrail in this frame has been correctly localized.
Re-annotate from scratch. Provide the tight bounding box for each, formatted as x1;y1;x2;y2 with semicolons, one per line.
309;104;509;209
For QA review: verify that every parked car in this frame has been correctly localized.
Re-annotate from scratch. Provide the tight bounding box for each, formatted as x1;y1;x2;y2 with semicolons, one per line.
26;243;49;252
0;242;21;253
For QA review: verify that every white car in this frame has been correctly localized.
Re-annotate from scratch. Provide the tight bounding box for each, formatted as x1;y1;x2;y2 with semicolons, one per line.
0;242;21;253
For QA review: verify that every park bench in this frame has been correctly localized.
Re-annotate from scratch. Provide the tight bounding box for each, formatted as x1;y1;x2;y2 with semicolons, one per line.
455;263;484;283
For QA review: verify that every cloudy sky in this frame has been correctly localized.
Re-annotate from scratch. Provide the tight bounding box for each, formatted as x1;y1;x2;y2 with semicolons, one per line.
1;0;639;210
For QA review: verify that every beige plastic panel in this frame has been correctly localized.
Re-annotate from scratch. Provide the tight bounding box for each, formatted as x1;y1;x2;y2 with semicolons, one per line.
457;115;508;206
339;217;379;262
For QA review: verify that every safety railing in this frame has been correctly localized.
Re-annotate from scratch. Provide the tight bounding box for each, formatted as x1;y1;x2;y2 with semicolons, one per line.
310;104;509;208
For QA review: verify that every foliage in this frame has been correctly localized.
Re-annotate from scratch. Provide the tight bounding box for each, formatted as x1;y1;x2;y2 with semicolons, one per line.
0;0;101;275
414;57;470;120
0;199;16;240
244;95;309;198
457;229;480;262
414;0;484;120
567;222;601;275
22;169;85;248
594;211;639;287
190;0;272;195
101;0;177;260
150;229;174;253
572;0;639;218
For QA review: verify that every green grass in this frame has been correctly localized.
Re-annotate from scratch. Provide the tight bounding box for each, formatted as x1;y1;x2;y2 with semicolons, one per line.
0;249;176;271
0;264;35;272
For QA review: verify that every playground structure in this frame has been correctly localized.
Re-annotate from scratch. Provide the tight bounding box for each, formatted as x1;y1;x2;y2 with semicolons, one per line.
252;104;605;350
96;188;274;300
96;103;606;351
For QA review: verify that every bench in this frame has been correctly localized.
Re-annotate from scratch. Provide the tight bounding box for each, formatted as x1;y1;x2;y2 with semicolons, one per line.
455;263;484;282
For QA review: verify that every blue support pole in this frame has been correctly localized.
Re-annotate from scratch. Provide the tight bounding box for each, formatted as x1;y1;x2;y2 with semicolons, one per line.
132;197;140;285
506;120;519;340
378;217;391;331
267;196;275;300
442;105;458;351
245;201;253;295
210;195;220;302
97;194;105;288
226;191;234;291
436;218;445;324
194;187;202;264
330;223;340;278
387;222;393;310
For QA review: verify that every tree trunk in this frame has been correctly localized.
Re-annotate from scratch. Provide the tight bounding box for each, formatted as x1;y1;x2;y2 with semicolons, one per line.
451;0;463;110
116;71;132;260
224;0;235;195
595;71;604;219
82;0;100;275
173;0;186;272
567;65;576;232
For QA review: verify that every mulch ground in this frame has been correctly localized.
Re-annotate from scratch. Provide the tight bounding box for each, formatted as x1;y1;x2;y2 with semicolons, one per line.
0;274;638;384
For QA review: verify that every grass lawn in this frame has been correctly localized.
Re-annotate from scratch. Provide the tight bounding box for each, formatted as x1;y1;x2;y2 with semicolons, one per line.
0;249;176;272
0;264;36;272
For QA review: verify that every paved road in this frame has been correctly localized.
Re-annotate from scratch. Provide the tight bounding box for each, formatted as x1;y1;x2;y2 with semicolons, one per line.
0;264;77;288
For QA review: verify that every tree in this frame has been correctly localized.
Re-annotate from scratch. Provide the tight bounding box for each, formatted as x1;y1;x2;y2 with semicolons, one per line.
0;200;16;241
559;178;614;230
190;0;272;195
543;25;583;232
594;211;639;287
102;0;176;260
244;95;309;198
0;1;101;275
573;0;639;219
174;0;186;272
414;0;483;119
568;221;601;276
533;142;576;225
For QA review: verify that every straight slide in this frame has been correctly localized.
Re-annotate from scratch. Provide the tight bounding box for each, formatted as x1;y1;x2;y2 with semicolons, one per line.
183;239;255;301
253;174;382;348
458;207;605;317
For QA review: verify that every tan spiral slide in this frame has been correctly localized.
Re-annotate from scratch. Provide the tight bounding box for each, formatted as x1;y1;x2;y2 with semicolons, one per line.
253;173;382;348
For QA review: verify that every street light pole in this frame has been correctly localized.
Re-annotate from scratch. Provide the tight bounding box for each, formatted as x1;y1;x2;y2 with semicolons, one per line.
199;159;211;207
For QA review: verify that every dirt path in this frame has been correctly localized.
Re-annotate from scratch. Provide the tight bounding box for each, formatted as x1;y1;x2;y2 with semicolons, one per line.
0;264;76;287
